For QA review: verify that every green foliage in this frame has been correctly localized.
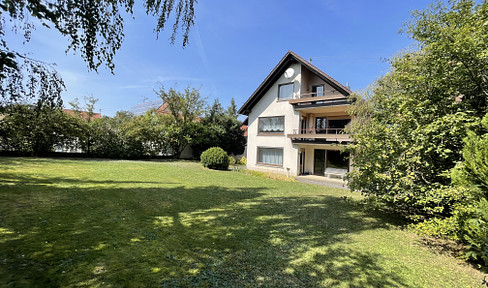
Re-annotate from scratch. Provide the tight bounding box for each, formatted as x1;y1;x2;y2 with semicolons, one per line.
155;85;206;158
1;0;196;105
347;1;488;267
124;110;170;157
200;147;229;170
347;0;488;220
88;113;145;159
239;156;247;166
451;199;488;266
0;88;244;160
0;102;80;156
228;156;236;165
191;98;246;158
413;216;459;241
452;114;488;196
448;113;488;266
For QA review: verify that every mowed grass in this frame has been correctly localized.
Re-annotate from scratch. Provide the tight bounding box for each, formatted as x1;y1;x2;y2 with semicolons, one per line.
0;157;485;287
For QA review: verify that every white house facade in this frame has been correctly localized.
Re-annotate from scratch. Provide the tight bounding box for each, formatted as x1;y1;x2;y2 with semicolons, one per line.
238;51;352;178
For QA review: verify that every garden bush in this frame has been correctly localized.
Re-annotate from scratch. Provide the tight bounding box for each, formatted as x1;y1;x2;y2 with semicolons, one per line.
239;156;247;166
228;156;236;165
200;147;229;170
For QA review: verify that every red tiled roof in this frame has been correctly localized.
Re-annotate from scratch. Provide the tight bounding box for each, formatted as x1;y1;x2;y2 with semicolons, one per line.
63;109;102;121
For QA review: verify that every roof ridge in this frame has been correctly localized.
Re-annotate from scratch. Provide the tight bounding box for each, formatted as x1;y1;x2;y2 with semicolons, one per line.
237;51;351;115
289;51;352;94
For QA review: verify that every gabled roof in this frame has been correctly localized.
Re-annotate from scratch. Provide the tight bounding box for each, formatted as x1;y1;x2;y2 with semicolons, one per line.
238;50;352;116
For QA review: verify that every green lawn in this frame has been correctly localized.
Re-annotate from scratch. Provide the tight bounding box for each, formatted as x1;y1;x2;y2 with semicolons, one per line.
0;157;485;287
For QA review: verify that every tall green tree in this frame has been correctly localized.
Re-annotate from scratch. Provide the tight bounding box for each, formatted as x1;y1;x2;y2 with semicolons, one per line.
69;96;100;155
154;84;206;158
347;0;488;219
125;109;169;157
1;0;197;105
191;98;246;158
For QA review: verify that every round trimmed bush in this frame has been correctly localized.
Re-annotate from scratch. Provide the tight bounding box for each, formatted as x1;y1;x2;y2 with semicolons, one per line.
200;147;230;170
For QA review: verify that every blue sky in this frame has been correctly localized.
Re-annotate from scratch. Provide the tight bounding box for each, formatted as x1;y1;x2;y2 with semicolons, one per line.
12;0;433;116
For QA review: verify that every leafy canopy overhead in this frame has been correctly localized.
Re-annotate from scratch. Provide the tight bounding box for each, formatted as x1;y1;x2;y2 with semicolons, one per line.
0;0;197;106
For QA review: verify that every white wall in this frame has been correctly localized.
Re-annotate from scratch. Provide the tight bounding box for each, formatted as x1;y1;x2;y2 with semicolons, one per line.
246;63;301;176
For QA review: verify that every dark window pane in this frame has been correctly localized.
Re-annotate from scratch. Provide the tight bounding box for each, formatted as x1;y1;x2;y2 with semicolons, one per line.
327;150;348;170
315;117;327;134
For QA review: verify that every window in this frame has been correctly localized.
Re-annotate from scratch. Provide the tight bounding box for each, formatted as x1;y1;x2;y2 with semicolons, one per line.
258;148;283;166
327;150;349;170
312;85;324;97
328;119;350;134
278;83;294;100
315;117;327;134
259;116;284;134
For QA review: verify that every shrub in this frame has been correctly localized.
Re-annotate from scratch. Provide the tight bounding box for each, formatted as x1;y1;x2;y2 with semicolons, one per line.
228;156;236;165
200;147;229;170
455;198;488;267
239;156;247;166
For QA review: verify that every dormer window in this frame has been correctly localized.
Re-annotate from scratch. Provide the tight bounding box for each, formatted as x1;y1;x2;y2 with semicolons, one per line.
278;83;294;100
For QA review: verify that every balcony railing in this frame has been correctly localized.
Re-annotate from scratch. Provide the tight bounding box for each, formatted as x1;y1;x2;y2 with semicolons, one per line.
289;94;350;107
297;91;342;99
288;128;351;143
292;128;345;135
299;92;324;99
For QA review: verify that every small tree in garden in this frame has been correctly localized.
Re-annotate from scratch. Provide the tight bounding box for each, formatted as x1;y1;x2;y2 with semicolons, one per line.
200;147;229;170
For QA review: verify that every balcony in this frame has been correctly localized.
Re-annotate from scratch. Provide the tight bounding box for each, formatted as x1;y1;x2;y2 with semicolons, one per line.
289;92;347;103
287;128;351;144
289;92;351;114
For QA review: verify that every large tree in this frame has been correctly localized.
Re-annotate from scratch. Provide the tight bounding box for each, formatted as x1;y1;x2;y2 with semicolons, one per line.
154;84;205;158
347;0;488;218
0;0;197;106
191;98;246;158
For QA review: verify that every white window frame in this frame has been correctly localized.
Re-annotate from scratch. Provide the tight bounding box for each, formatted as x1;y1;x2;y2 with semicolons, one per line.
258;116;285;135
257;147;284;166
278;83;294;100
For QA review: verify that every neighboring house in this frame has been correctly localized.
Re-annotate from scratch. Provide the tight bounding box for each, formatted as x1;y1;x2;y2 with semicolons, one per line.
238;51;352;178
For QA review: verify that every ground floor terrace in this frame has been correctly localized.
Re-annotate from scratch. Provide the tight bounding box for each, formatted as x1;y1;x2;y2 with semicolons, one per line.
296;144;351;179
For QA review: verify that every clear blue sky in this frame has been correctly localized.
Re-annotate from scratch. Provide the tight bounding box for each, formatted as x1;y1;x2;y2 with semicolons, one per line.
12;0;434;116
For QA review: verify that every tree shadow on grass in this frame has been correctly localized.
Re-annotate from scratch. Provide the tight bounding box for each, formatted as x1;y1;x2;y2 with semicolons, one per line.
0;174;414;287
0;172;173;186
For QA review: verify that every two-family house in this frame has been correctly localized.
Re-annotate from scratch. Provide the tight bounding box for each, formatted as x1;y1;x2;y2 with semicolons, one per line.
238;51;352;178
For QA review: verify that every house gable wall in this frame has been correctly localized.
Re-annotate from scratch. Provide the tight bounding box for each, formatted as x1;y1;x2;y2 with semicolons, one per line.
247;62;301;176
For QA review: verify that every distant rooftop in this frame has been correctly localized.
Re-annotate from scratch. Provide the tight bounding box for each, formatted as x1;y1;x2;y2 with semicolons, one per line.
63;109;102;121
